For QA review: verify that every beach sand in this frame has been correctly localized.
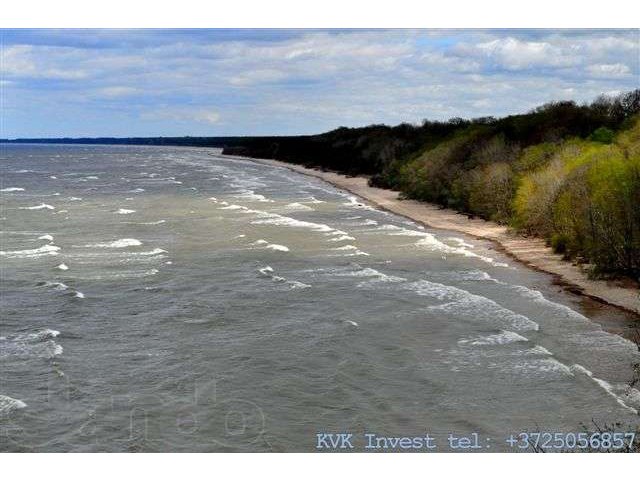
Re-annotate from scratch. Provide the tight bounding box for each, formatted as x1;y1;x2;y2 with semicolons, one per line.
224;153;640;316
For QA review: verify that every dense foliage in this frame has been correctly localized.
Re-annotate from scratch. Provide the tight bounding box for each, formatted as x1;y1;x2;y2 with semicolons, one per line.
226;90;640;278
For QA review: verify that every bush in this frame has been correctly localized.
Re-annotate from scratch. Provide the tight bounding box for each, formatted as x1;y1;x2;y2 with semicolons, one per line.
589;127;615;144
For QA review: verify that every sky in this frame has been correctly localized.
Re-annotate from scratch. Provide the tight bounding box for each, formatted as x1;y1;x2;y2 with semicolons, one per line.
1;29;638;138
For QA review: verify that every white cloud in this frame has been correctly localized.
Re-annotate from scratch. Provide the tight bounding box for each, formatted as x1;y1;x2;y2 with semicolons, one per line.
96;86;140;97
460;37;579;70
2;30;638;137
141;107;221;125
1;45;89;79
586;63;631;77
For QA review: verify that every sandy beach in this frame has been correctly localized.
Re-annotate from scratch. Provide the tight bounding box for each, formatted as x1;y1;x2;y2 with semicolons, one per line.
224;153;640;316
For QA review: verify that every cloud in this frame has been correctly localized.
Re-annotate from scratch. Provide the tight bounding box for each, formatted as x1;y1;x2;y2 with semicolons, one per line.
586;63;631;78
1;29;638;137
1;45;89;80
96;86;141;97
140;107;221;125
455;37;579;70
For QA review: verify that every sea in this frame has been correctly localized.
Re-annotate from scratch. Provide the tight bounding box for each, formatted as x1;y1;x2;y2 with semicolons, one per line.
1;144;639;451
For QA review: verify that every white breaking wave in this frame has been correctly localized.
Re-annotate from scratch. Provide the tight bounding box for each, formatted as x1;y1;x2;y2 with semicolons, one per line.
343;195;380;212
0;329;63;359
252;212;335;233
1;244;61;258
458;330;529;346
251;240;290;252
39;281;69;291
509;284;593;322
446;237;475;249
1;187;25;192
116;208;136;215
332;245;358;251
328;244;370;257
406;279;539;331
0;395;27;414
266;244;289;252
21;203;55;210
278;202;314;212
328;235;356;242
38;234;54;242
529;345;553;356
327;266;406;285
233;190;273;202
122;220;166;225
571;364;639;414
257;266;311;289
219;204;246;210
56;263;69;270
83;238;142;248
300;196;325;204
415;234;508;267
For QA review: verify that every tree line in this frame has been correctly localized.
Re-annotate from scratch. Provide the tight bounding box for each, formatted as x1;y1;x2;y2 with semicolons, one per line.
224;90;640;279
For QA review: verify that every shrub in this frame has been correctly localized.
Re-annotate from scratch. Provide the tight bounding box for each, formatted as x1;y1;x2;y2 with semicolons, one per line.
589;126;615;144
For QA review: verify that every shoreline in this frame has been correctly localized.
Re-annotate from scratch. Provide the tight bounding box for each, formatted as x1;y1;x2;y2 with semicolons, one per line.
222;152;640;317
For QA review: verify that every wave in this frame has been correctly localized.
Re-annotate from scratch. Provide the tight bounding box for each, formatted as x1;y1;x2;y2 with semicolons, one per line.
38;234;54;242
0;395;27;414
529;345;553;356
1;187;25;192
328;235;356;242
446;237;475;249
1;244;61;258
0;329;63;359
332;244;358;251
414;234;509;267
122;220;166;225
324;266;406;285
510;358;574;377
458;330;529;346
571;364;639;414
250;239;289;252
251;213;335;233
38;281;69;291
83;238;142;248
233;190;273;203
219;204;246;210
300;196;325;204
76;269;159;280
278;202;314;212
328;245;370;256
405;279;539;331
21;203;55;210
266;244;289;252
56;263;69;270
257;266;311;289
116;208;136;215
343;195;380;212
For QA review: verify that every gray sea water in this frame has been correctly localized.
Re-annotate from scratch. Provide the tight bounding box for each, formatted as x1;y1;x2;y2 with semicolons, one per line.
1;144;639;452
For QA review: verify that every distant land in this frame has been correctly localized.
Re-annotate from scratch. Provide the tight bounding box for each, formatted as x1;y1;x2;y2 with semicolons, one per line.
0;136;272;148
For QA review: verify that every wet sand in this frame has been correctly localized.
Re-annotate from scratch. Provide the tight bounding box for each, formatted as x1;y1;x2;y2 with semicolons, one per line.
224;153;640;316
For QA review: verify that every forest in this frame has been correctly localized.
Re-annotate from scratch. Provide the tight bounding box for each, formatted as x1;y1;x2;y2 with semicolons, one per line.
224;90;640;279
